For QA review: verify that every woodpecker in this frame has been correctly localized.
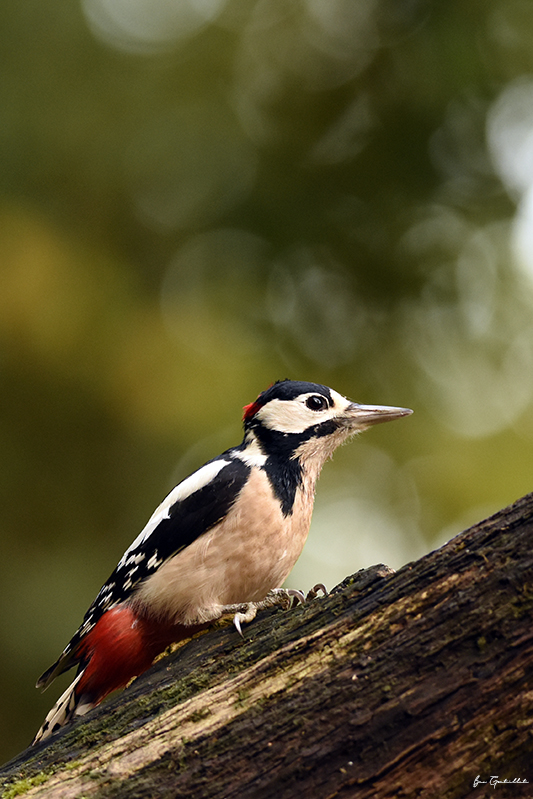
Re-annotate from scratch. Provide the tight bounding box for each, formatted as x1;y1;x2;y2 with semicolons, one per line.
33;379;412;744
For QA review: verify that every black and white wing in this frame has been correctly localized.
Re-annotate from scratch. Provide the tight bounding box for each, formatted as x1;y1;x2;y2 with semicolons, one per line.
38;452;250;687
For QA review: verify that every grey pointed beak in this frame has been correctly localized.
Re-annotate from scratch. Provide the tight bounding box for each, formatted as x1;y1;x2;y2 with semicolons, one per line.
344;402;413;428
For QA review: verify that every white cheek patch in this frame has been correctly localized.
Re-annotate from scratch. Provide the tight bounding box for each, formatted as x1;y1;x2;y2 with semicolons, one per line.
117;458;231;568
255;399;312;433
255;391;352;434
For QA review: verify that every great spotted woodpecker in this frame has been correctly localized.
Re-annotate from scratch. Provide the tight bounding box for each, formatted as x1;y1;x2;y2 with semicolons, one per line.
33;380;412;744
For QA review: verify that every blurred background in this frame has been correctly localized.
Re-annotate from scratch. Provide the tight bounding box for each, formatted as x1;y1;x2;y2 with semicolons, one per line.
2;0;533;762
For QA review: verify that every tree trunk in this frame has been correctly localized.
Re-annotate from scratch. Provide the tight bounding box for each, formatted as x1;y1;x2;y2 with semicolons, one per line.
2;493;533;799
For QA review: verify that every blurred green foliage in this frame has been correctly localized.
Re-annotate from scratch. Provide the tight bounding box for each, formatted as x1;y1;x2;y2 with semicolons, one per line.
2;0;533;762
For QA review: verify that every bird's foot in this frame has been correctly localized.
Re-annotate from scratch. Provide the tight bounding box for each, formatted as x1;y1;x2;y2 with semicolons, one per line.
220;589;301;637
221;585;328;637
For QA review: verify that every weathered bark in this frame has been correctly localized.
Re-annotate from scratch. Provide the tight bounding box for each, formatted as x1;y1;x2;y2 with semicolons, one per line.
2;492;533;799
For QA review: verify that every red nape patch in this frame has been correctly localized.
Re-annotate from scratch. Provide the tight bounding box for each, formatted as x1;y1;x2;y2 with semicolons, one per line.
243;382;276;421
242;399;262;421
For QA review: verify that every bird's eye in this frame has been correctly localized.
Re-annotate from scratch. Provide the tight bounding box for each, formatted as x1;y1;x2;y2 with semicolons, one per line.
306;395;328;411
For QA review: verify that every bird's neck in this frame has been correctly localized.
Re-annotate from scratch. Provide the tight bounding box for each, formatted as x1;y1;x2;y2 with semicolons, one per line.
242;428;322;517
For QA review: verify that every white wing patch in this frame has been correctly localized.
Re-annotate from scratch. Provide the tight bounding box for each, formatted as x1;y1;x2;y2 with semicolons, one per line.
117;458;232;569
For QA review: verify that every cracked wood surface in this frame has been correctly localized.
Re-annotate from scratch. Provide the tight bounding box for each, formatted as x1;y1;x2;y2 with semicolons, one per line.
2;492;533;798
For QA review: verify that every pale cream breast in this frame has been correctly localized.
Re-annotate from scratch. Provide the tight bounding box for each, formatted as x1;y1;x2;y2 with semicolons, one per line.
131;467;318;626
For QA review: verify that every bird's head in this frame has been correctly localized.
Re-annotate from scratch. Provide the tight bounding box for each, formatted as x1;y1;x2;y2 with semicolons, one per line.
242;379;412;467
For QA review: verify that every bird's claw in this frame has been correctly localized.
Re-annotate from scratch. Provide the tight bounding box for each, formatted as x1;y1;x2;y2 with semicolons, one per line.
230;603;260;637
285;588;306;606
306;583;328;601
225;583;328;637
